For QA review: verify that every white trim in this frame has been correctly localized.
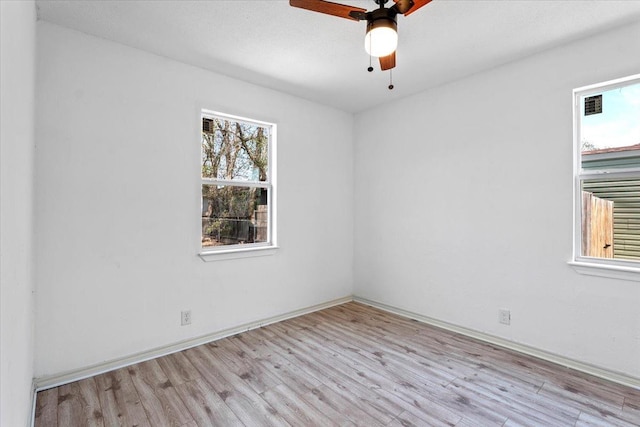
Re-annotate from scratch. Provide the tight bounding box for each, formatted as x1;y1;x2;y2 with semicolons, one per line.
580;168;640;179
353;296;640;390
269;124;277;247
201;178;270;188
574;73;640;97
33;296;353;391
201;109;274;129
199;245;278;262
568;260;640;282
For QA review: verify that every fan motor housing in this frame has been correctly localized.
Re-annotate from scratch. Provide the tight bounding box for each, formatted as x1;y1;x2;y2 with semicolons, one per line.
366;7;398;34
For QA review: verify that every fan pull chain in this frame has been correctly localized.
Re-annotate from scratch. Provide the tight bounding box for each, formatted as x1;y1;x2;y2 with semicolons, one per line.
388;69;394;90
367;36;373;72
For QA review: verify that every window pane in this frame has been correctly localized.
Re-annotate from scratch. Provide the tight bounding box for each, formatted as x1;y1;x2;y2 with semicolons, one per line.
202;117;269;182
580;82;640;155
581;178;640;261
201;184;268;248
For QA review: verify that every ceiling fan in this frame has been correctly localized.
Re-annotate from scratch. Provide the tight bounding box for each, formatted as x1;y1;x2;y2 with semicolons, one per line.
290;0;432;86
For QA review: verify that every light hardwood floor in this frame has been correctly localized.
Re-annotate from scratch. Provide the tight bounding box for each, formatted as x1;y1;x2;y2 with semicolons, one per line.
35;302;640;426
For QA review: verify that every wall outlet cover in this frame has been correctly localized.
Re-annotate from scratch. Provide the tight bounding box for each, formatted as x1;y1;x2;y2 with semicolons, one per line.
499;309;511;325
181;310;192;326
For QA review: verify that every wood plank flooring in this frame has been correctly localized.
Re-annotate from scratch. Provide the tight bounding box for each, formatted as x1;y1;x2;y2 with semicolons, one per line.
34;302;640;426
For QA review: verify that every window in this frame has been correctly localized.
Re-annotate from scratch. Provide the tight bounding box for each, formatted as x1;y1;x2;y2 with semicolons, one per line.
200;111;276;259
572;74;640;277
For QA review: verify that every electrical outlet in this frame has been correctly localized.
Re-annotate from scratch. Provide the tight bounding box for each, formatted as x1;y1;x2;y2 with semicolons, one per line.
499;309;511;325
181;310;191;326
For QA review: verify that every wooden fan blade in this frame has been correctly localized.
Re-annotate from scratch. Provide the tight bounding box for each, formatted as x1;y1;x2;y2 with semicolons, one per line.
403;0;433;16
379;51;396;71
392;0;414;15
289;0;367;21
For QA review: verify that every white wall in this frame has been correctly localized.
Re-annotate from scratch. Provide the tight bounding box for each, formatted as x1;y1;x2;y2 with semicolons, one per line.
32;11;640;386
354;22;640;378
34;22;354;377
0;0;37;425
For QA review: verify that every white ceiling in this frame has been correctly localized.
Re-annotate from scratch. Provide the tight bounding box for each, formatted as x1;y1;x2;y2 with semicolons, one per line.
36;0;640;113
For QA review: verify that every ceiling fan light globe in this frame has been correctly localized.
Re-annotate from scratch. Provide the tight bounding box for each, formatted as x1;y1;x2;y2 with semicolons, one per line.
364;26;398;57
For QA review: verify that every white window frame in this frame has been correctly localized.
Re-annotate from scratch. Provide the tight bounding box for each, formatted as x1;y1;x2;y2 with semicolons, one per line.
569;74;640;281
199;110;277;262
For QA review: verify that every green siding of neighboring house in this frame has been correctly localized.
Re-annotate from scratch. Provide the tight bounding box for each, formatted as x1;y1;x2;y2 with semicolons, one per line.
582;154;640;171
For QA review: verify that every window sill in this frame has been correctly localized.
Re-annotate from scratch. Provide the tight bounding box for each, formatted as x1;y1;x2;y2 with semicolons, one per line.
199;245;278;262
568;260;640;282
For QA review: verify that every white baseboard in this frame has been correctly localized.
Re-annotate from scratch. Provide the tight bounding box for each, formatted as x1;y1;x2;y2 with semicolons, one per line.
33;295;353;391
353;296;640;391
33;294;640;395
